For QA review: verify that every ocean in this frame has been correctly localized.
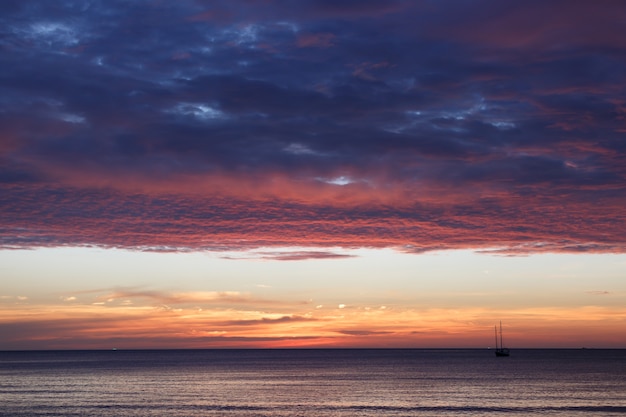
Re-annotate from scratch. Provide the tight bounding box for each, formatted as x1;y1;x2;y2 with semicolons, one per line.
1;349;625;416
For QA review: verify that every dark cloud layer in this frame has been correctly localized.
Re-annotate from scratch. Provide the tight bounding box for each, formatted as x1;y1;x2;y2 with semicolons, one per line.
1;0;625;254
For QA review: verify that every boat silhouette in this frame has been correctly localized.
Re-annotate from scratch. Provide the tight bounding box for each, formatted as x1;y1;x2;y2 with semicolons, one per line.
494;321;510;357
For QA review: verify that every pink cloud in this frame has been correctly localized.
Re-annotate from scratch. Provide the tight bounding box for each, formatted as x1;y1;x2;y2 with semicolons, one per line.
296;32;335;48
434;1;626;50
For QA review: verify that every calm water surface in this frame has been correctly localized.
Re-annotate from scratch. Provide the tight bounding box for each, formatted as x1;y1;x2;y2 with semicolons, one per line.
1;349;625;416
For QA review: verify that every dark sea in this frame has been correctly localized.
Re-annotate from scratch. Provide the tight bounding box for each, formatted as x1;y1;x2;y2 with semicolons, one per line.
1;349;625;416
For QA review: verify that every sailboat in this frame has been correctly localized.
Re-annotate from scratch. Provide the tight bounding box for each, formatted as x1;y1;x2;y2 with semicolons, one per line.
494;321;510;357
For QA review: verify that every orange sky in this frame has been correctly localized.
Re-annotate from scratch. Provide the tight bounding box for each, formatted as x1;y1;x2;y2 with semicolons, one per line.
2;248;625;350
2;293;625;350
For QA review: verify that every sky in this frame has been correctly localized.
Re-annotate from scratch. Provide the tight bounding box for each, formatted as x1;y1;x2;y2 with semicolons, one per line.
1;0;625;350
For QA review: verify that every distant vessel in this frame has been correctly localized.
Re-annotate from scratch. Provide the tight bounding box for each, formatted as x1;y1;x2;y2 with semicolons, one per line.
494;321;510;357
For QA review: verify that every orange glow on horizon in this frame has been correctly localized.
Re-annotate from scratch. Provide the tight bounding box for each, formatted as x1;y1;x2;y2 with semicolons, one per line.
2;297;625;350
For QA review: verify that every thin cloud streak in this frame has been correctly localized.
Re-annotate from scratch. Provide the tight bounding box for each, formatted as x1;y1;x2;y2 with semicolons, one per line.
69;287;302;308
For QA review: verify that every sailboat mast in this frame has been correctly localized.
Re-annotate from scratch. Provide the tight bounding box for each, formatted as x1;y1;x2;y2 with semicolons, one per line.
494;325;498;349
494;321;510;356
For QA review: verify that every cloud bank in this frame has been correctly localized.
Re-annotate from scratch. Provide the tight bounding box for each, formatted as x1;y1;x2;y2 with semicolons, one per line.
1;0;624;254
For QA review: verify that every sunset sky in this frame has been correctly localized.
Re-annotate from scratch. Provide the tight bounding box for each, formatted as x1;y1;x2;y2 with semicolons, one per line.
1;0;625;350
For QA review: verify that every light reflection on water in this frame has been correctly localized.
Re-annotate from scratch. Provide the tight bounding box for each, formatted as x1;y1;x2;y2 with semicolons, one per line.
1;349;625;416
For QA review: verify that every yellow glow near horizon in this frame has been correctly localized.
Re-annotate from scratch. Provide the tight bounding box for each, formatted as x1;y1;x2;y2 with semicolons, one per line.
1;247;625;349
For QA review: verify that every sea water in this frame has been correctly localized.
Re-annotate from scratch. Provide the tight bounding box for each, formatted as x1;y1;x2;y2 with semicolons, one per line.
1;349;625;416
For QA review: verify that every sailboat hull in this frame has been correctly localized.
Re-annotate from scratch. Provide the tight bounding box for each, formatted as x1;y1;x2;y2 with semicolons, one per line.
495;349;510;357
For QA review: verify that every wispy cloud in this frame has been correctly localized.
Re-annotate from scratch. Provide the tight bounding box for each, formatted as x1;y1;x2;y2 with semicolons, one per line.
215;315;318;327
337;329;394;336
73;287;291;307
253;251;356;261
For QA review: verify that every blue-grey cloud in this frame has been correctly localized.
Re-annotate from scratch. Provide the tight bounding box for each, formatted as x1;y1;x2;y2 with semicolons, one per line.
1;0;624;254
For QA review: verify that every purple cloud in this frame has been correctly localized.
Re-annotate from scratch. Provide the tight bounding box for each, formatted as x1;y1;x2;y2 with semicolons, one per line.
0;0;624;255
